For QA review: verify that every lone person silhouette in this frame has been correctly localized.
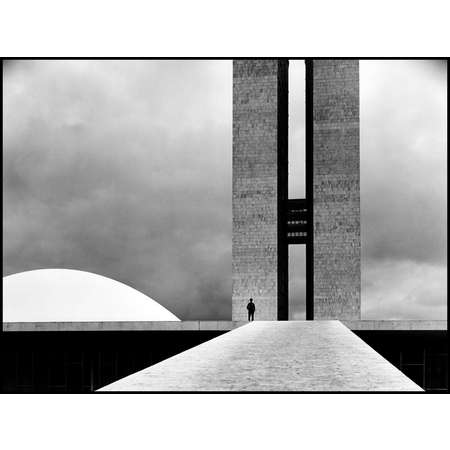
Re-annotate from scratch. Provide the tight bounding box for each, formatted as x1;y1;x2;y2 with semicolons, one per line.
247;298;255;321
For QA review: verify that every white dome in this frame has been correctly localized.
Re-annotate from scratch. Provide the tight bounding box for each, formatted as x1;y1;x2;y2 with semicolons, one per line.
3;269;180;322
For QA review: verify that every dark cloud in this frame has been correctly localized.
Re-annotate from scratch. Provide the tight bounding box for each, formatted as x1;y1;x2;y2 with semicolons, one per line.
3;60;232;319
2;60;447;320
360;61;446;267
362;260;446;320
360;60;447;319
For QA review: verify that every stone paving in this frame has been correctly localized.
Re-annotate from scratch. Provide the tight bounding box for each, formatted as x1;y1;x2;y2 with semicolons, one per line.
99;321;423;391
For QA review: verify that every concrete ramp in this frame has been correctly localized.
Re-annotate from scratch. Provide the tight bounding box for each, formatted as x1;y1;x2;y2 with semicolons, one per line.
99;321;423;391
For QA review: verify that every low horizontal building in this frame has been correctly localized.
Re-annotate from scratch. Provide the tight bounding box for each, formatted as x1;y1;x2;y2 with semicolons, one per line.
2;319;447;392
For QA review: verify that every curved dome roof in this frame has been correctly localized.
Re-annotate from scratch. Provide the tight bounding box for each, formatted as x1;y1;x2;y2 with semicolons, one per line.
3;269;180;322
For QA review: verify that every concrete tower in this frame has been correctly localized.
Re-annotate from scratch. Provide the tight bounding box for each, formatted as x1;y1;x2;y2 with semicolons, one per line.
232;60;289;321
312;60;361;320
232;59;360;321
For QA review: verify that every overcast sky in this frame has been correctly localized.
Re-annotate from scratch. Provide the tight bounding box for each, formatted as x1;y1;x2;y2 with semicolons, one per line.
3;59;447;320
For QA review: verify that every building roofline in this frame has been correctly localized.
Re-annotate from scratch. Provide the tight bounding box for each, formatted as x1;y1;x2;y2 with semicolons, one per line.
2;320;447;332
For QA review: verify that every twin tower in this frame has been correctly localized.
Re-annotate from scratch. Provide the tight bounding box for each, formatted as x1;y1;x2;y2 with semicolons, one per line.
232;59;361;321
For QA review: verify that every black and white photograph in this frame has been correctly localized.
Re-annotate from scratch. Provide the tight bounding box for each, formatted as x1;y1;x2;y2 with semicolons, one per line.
3;58;447;393
0;2;448;449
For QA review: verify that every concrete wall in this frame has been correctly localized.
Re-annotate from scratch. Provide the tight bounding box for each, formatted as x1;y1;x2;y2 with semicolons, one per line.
232;60;289;320
2;321;247;332
343;320;448;331
313;60;361;320
4;322;446;392
4;320;446;332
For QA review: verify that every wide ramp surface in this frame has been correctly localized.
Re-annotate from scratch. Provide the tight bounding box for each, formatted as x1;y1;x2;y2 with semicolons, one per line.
99;321;422;391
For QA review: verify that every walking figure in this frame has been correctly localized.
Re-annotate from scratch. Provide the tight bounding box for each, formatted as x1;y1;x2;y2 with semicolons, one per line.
247;298;255;321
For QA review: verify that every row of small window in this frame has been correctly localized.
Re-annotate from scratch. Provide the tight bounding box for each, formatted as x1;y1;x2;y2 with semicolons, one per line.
287;220;307;225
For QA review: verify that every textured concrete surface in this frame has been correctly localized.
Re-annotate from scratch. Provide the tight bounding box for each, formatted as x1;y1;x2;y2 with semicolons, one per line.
99;321;423;391
4;320;446;332
313;60;361;320
232;59;289;321
2;321;247;332
342;320;447;331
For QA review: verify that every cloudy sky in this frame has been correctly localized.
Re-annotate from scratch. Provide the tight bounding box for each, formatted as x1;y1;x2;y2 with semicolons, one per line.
3;59;447;320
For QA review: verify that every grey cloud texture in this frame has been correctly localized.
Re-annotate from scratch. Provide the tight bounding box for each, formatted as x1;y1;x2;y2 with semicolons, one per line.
360;60;446;319
3;59;447;320
361;61;446;266
3;60;232;319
